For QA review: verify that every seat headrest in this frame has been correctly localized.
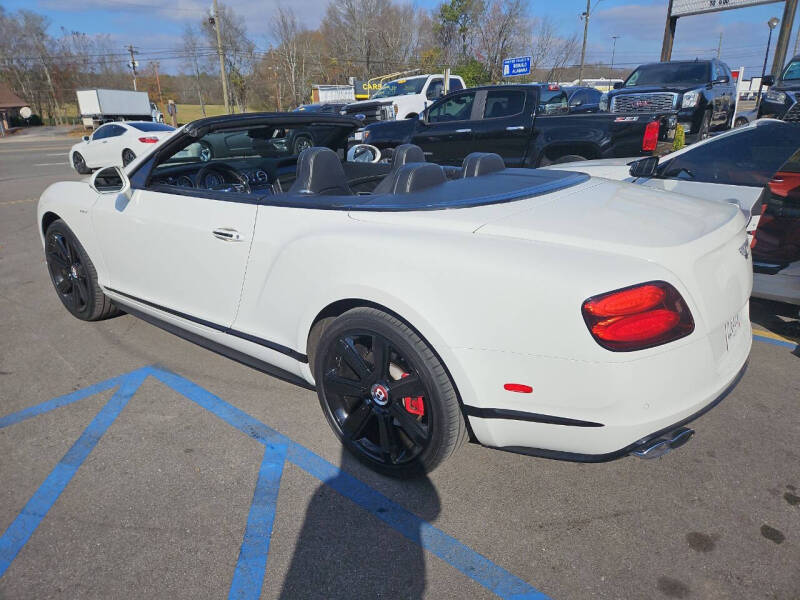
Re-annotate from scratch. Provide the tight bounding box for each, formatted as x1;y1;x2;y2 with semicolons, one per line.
391;144;426;168
386;163;447;194
461;152;505;178
289;147;351;196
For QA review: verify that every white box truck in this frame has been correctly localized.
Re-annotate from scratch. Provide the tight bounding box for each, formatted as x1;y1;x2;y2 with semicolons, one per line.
77;89;159;128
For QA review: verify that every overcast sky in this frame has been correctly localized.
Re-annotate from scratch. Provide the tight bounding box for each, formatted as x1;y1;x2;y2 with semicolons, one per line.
2;0;797;77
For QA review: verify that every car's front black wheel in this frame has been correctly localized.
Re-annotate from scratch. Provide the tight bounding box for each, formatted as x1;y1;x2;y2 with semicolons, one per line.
45;219;120;321
72;152;91;174
314;307;467;478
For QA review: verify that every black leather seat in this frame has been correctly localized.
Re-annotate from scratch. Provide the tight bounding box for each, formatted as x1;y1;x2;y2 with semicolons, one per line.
372;144;426;194
380;163;447;194
288;147;351;196
461;152;505;178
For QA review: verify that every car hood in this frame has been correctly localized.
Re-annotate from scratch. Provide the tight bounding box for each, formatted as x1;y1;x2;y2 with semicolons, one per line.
345;99;394;108
774;82;800;92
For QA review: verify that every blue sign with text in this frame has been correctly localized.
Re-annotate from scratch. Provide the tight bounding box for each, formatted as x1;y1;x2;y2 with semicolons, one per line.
502;56;531;77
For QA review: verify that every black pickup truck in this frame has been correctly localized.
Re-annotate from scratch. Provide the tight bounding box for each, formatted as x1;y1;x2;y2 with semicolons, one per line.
603;59;736;141
758;54;800;122
361;84;674;167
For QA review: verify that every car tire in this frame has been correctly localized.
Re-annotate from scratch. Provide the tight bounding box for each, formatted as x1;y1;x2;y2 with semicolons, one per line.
698;111;711;140
293;136;313;155
122;149;136;166
552;154;587;164
734;117;749;128
313;307;467;478
72;152;91;175
198;141;213;162
44;219;121;321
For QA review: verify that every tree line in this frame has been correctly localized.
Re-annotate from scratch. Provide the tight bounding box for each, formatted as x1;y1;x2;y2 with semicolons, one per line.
0;1;627;122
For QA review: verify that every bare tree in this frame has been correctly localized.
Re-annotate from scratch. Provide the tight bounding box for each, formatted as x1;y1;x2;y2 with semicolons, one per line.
181;25;207;115
474;0;528;81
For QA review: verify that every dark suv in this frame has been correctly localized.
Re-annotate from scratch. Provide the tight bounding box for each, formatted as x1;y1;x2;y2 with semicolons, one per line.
758;54;800;122
603;59;736;141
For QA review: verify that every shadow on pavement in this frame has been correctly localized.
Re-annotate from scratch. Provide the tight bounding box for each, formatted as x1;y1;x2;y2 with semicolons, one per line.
750;298;800;343
279;446;440;599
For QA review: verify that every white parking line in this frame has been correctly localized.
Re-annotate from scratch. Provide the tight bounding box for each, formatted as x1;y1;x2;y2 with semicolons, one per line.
33;162;67;166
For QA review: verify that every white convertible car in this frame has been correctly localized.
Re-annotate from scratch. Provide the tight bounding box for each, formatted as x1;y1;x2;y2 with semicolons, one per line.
38;113;752;477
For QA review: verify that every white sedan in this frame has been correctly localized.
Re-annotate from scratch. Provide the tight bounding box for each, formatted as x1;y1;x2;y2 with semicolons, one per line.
543;119;799;240
69;121;175;174
39;113;752;477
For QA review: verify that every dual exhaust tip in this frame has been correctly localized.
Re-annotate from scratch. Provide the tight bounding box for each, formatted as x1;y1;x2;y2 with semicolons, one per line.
631;427;695;459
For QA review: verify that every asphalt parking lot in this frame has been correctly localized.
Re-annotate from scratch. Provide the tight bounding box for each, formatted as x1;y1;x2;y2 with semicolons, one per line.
1;133;798;600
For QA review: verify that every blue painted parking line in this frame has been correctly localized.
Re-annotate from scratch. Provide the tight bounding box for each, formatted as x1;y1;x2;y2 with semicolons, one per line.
0;365;550;600
753;333;798;351
0;370;148;577
229;442;287;600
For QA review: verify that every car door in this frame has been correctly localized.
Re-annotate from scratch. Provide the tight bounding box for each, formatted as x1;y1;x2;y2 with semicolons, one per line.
91;132;258;330
639;122;800;236
87;124;127;168
82;124;113;167
471;89;531;167
412;90;480;165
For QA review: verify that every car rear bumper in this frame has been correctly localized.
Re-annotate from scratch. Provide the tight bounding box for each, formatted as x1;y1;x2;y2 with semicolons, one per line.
456;303;751;458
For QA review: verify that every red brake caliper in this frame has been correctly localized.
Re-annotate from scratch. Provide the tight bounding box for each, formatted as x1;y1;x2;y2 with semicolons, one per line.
400;372;424;416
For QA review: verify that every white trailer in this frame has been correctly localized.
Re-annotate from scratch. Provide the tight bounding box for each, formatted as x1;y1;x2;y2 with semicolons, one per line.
76;89;154;128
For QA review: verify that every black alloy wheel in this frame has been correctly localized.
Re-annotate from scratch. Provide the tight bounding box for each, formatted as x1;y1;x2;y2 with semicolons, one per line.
314;308;466;477
122;149;136;166
44;220;119;321
72;152;91;174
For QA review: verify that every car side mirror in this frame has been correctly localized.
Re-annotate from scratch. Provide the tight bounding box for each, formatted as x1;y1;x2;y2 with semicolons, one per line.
82;135;90;142
571;99;583;107
762;75;775;87
90;166;130;194
613;81;623;89
629;156;659;178
419;112;428;125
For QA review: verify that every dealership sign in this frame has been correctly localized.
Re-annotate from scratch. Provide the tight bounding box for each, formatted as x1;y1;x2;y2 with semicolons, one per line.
671;0;781;17
502;56;532;77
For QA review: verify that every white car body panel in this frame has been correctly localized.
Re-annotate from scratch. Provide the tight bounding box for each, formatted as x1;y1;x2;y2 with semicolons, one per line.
38;149;753;458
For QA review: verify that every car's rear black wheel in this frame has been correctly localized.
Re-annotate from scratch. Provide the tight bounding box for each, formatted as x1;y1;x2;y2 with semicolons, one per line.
314;307;466;478
72;152;91;174
293;136;312;155
45;219;120;321
122;149;136;166
552;154;587;164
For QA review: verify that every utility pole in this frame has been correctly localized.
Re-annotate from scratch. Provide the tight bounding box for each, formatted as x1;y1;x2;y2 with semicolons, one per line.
795;21;800;56
610;35;620;74
716;32;723;58
661;0;677;61
153;61;163;105
771;0;798;79
578;0;591;85
127;45;138;91
211;0;230;114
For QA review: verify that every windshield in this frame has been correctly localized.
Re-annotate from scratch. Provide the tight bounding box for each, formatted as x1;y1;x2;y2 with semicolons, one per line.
129;122;175;132
625;62;710;87
372;78;426;99
782;59;800;81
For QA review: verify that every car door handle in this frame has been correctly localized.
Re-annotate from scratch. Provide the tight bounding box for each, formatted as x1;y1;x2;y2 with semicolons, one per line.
455;128;472;133
212;228;243;242
506;126;525;131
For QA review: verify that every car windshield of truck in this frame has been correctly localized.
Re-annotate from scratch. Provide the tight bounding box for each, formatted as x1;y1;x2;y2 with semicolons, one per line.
625;63;709;87
372;78;426;98
782;59;800;81
129;122;175;132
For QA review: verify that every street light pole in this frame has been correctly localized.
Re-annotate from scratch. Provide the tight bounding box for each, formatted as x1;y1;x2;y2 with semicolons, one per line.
610;35;619;74
758;17;780;109
578;0;591;85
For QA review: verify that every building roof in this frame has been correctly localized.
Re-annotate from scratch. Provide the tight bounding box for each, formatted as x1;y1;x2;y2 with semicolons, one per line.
0;81;27;109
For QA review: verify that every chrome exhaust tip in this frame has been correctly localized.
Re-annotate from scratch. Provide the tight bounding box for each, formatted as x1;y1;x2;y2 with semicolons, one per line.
631;427;695;459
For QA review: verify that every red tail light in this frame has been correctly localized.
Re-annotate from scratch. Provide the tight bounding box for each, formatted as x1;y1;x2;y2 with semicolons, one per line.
767;172;800;199
641;121;659;152
582;281;694;351
138;137;159;143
